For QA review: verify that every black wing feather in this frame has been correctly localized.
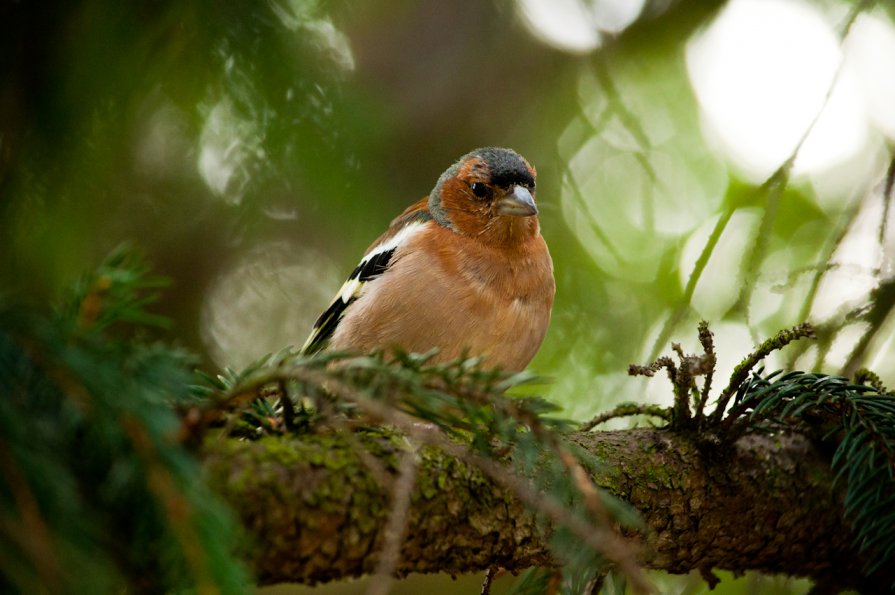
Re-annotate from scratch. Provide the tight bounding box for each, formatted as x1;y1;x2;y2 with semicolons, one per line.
301;247;397;354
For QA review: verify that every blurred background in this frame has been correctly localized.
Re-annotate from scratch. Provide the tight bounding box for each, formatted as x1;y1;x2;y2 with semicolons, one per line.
2;0;894;592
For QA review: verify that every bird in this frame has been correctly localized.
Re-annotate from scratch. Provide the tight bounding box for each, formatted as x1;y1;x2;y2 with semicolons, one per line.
301;147;554;373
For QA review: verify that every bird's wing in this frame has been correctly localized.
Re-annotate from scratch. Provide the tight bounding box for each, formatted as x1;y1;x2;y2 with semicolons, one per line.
300;198;433;355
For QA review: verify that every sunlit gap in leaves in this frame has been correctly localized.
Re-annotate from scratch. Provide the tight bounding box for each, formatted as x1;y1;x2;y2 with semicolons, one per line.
679;0;895;369
132;97;194;182
198;95;265;205
811;194;889;322
686;0;893;186
558;60;728;283
200;243;341;369
514;0;646;54
269;0;355;72
196;0;355;206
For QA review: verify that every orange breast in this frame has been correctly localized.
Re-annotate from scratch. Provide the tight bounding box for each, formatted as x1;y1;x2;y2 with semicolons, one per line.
328;226;554;372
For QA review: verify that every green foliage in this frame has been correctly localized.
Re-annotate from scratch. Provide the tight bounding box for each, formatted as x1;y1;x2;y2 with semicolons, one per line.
508;567;558;594
58;242;173;333
729;369;895;579
0;247;249;593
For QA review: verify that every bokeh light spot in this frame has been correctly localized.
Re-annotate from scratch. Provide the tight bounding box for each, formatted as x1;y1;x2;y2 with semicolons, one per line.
810;194;886;322
559;64;727;282
686;0;870;182
198;97;265;205
270;0;355;72
515;0;645;54
845;13;895;140
201;243;340;369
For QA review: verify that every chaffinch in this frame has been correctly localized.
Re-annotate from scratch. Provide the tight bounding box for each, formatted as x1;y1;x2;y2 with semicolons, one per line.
301;147;554;372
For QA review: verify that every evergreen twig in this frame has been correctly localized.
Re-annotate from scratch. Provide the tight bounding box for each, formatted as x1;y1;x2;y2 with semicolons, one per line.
580;403;672;432
722;369;895;579
367;447;419;595
1;246;249;593
714;323;815;425
628;323;717;430
694;322;716;424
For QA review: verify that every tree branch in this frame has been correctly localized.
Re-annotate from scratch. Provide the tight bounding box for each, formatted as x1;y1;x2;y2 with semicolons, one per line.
202;428;893;593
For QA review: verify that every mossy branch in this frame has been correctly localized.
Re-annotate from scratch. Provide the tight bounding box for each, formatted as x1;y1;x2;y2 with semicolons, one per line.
201;428;895;593
199;351;651;592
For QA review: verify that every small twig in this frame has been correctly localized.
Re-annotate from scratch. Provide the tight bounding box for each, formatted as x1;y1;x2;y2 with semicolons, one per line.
278;380;296;432
559;448;610;527
648;208;735;361
876;154;895;250
366;447;420;595
842;279;895;377
586;571;606;594
671;344;693;425
122;417;217;591
631;326;720;430
791;206;868;370
0;438;63;591
713;323;816;425
837;0;876;38
580;403;672;432
694;322;716;424
699;566;720;590
340;422;396;490
734;165;789;333
628;356;677;382
480;567;496;595
854;368;887;394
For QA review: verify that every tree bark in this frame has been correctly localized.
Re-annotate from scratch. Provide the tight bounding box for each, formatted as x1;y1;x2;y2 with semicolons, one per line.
201;428;893;593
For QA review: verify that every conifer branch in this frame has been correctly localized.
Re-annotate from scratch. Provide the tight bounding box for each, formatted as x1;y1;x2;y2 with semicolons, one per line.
202;427;895;593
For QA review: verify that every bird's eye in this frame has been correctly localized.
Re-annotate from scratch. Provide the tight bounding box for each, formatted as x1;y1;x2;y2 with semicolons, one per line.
471;182;489;198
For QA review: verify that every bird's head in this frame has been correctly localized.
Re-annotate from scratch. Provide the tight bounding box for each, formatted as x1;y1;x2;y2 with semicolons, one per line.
429;147;540;245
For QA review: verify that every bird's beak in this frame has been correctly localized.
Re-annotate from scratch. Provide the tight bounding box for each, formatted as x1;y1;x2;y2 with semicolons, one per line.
496;185;538;217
